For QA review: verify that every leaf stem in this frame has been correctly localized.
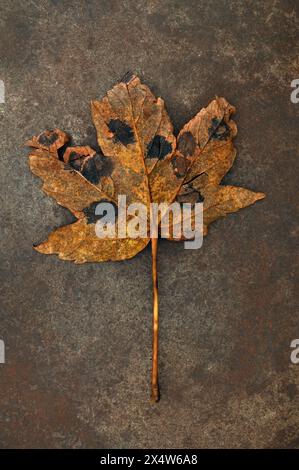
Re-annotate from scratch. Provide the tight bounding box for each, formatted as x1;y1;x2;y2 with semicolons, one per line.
151;236;160;402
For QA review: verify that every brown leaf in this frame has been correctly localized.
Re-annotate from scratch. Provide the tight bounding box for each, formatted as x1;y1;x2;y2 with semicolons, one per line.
26;76;265;402
26;78;265;257
27;81;264;257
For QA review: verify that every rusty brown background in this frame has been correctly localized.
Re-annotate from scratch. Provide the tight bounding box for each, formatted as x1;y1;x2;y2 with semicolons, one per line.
0;0;298;448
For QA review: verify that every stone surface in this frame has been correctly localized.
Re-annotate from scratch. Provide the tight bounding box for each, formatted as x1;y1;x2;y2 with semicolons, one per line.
0;0;298;449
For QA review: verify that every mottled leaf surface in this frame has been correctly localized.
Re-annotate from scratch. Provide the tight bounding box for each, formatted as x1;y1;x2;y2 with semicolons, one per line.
27;75;264;262
27;129;149;262
160;97;265;237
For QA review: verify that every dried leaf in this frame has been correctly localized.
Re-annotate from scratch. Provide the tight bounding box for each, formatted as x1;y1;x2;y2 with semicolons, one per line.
26;74;265;401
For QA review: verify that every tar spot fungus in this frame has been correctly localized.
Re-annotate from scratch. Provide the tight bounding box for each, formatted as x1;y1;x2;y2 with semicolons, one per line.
147;135;172;159
108;119;135;146
177;131;196;157
208;118;230;140
38;131;58;146
66;150;113;185
83;200;118;224
171;154;187;178
81;154;113;184
81;158;100;184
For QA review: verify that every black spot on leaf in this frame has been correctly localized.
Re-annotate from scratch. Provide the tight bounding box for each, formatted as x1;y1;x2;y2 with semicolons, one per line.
108;119;135;146
66;151;113;184
147;135;172;159
209;117;221;131
81;158;100;184
208;118;230;140
81;154;113;184
171;155;187;178
83;200;118;224
38;131;58;146
177;132;196;157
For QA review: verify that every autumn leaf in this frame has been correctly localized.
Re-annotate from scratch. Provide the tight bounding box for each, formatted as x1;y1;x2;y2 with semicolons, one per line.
26;73;264;402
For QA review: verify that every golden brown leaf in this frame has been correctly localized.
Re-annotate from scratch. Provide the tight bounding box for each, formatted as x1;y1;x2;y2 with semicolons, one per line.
26;80;265;262
26;76;265;402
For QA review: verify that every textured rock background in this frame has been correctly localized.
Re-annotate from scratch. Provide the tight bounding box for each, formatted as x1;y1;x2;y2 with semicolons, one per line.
0;0;298;448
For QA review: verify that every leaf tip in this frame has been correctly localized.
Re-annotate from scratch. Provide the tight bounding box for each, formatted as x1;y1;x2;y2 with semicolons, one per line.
119;71;136;84
254;191;266;202
25;129;69;153
33;241;50;254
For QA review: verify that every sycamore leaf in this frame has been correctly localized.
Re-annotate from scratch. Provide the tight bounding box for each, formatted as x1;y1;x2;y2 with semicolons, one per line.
26;74;265;401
